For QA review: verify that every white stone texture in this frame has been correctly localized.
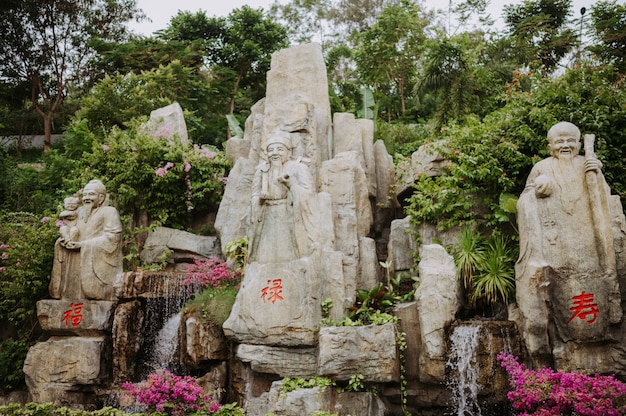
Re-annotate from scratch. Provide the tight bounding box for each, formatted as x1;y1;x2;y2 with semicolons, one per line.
223;258;323;346
236;344;318;377
318;323;399;382
37;299;115;336
414;244;462;382
24;337;106;403
139;226;221;264
140;102;188;146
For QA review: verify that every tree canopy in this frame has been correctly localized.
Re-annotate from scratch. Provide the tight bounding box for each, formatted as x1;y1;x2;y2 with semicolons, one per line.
0;0;144;150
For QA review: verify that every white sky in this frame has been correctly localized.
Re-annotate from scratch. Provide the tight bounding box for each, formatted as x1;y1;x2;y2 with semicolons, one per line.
129;0;594;36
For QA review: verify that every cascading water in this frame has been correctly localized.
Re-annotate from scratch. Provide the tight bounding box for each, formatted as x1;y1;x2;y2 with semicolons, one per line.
447;323;482;416
136;273;196;378
149;312;182;370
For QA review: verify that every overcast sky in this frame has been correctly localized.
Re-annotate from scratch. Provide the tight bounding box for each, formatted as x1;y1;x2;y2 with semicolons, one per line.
129;0;593;36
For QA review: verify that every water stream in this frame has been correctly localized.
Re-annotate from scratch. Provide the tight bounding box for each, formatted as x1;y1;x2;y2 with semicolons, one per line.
447;323;482;416
149;312;182;370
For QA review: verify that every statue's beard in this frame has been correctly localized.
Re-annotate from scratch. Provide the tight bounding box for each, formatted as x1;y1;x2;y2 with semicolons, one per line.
269;157;283;168
83;202;93;221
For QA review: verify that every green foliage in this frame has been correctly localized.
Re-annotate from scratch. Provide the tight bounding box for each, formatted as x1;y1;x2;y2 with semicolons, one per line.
63;124;230;229
71;61;219;145
182;286;238;326
451;227;486;290
376;121;430;157
225;236;248;270
160;7;289;122
0;212;58;390
0;331;31;391
406;64;626;234
353;0;428;120
588;0;626;73
0;403;132;415
450;227;517;310
280;376;336;394
0;0;143;144
0;153;63;213
0;212;58;325
471;232;517;305
503;0;577;73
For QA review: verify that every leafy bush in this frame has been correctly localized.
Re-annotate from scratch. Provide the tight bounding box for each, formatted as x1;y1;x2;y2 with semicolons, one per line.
0;403;131;415
450;227;517;312
72;61;222;145
122;369;222;415
0;212;59;390
405;64;626;232
498;352;626;416
62;124;230;229
182;286;239;326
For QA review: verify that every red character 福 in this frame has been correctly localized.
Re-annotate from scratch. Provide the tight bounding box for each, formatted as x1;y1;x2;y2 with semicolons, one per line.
61;302;84;327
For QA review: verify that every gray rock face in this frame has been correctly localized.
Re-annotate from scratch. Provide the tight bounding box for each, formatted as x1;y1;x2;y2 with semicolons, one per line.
182;315;229;364
24;337;107;403
140;102;189;146
256;382;386;416
139;226;221;265
318;323;399;382
223;258;323;346
415;244;462;382
236;344;318;377
37;299;116;336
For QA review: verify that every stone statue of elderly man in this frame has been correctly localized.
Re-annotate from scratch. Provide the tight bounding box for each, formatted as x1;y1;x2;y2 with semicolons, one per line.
51;179;123;300
515;122;622;367
248;130;318;263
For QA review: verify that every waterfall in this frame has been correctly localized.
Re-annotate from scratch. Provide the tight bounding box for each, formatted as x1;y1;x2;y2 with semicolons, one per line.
137;272;196;377
447;323;482;416
150;312;182;370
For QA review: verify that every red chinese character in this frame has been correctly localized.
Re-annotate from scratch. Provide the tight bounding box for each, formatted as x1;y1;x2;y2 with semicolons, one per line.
568;291;599;325
61;302;84;327
261;279;284;304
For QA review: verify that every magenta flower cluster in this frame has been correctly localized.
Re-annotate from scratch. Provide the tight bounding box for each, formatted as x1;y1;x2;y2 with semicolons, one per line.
182;257;241;288
498;352;626;416
122;369;221;415
155;161;175;177
193;144;217;159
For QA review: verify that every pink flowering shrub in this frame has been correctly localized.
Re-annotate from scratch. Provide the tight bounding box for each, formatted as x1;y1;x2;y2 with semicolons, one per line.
123;369;221;415
498;352;626;416
182;257;241;288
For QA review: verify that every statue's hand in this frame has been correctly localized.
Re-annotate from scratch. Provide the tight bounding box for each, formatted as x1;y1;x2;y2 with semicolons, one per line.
278;173;292;187
64;241;81;250
585;157;602;173
534;174;553;198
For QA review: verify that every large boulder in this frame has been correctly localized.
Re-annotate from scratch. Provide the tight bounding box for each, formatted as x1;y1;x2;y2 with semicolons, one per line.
415;244;463;382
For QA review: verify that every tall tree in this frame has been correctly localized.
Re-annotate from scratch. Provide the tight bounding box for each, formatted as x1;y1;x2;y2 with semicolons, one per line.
353;0;430;121
503;0;577;74
588;0;626;72
160;7;289;136
0;0;144;150
269;0;334;46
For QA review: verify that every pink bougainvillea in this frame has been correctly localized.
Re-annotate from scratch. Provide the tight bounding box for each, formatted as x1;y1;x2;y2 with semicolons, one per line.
181;257;241;289
498;352;626;416
123;369;221;416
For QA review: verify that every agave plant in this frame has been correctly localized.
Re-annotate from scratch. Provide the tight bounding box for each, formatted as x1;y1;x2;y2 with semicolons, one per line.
450;227;486;291
471;232;517;305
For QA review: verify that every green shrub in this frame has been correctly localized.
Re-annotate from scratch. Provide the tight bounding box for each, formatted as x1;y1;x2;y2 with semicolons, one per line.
182;286;238;326
0;212;58;390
